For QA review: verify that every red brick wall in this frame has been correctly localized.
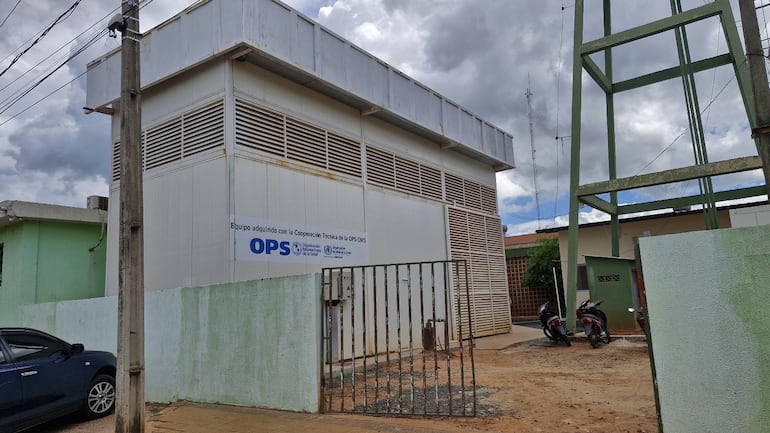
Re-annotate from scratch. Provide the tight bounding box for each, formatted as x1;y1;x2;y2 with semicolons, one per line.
506;256;552;319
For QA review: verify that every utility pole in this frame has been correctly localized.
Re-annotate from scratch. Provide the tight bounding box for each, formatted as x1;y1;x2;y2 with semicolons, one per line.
739;0;770;197
114;0;144;432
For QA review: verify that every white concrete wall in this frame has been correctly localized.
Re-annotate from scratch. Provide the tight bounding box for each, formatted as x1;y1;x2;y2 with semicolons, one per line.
639;226;770;432
20;274;322;413
729;203;770;227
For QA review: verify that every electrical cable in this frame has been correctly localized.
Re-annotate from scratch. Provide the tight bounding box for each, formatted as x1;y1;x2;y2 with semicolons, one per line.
0;0;156;122
0;0;22;30
552;1;568;220
0;28;106;121
0;5;121;97
0;0;83;78
0;70;86;129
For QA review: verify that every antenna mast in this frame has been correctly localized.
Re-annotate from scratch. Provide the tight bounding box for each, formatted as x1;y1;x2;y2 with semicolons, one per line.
526;77;542;229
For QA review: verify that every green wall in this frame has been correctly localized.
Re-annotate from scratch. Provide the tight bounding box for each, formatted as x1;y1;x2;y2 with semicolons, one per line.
20;275;323;412
0;220;106;326
639;226;770;432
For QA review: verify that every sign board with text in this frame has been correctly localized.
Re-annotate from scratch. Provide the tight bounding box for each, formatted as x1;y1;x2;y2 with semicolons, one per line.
232;216;369;266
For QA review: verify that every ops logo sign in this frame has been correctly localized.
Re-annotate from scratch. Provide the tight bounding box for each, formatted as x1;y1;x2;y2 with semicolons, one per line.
250;238;291;256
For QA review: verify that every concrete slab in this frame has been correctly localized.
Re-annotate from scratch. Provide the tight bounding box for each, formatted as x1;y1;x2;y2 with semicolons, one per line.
473;325;544;350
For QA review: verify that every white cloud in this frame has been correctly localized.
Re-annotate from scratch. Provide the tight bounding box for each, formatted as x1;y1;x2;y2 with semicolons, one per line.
0;0;763;233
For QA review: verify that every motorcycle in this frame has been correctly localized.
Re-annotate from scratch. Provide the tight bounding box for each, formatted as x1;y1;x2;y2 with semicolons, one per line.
577;299;611;348
627;306;649;338
538;301;571;346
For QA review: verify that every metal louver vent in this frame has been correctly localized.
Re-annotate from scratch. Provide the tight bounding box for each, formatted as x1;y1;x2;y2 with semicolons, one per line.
111;99;225;182
366;145;450;202
286;117;326;169
481;185;498;213
445;173;464;205
235;99;285;157
327;132;361;177
445;172;496;214
464;181;482;211
420;165;442;199
448;207;510;338
366;146;395;187
184;100;224;156
395;156;421;194
234;98;362;179
111;141;121;182
145;118;182;170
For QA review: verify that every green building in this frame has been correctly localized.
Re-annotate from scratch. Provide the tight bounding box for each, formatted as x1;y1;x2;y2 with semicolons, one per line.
0;199;107;326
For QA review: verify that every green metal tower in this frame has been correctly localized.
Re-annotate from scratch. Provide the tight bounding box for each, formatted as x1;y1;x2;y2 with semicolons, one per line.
566;0;766;330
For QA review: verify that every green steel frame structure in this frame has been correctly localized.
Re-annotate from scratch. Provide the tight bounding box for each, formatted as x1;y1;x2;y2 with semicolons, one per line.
566;0;766;330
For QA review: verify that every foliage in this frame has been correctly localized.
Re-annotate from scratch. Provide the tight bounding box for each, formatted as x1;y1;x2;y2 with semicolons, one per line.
522;237;560;288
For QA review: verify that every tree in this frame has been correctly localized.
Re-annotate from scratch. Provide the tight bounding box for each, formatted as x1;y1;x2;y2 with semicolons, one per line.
522;237;560;288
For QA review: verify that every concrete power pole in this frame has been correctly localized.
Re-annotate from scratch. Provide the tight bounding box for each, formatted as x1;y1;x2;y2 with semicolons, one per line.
114;0;144;432
738;0;770;197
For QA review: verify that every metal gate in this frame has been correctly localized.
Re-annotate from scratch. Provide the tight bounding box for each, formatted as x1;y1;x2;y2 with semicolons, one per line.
321;260;476;416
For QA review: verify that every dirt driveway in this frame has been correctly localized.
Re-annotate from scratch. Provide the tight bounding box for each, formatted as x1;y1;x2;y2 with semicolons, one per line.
29;336;657;433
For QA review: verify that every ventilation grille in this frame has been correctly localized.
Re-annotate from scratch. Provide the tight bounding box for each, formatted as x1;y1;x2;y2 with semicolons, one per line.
184;100;225;156
286;117;326;169
365;147;496;210
448;207;509;338
444;172;497;214
111;141;121;182
112;99;225;181
235;98;362;178
365;146;395;187
145;118;182;170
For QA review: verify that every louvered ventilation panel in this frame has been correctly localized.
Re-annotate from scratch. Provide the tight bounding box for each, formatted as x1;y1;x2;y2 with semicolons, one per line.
366;146;395;188
464;180;483;212
111;141;121;182
234;98;285;157
420;165;442;200
286;117;327;169
327;132;362;178
481;185;498;213
448;207;510;337
145;117;182;170
184;100;224;156
395;156;421;194
445;173;464;206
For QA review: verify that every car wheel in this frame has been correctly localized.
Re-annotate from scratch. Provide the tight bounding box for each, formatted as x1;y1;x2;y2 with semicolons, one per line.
83;374;116;419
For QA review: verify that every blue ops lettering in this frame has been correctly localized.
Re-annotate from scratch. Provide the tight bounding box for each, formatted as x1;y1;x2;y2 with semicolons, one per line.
250;238;291;255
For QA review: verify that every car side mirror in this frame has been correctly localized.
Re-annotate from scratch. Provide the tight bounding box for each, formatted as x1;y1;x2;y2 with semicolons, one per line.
70;343;85;354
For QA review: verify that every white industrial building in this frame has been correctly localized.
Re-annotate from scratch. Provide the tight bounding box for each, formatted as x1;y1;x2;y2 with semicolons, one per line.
86;0;515;336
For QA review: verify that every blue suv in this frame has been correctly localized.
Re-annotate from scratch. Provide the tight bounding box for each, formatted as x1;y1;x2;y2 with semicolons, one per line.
0;328;116;432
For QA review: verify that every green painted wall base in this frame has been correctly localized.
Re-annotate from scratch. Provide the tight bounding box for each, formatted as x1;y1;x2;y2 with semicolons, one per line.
20;274;322;412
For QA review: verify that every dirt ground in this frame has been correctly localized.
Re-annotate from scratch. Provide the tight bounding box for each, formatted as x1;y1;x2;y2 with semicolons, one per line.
28;336;658;433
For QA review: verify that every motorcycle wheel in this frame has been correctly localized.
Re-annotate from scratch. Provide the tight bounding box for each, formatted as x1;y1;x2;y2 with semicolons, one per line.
543;327;555;341
602;328;612;344
588;324;600;349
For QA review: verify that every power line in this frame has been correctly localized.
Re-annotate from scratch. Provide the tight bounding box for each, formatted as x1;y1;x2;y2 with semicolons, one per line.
0;70;86;129
0;5;120;107
0;0;83;79
0;28;107;120
0;0;22;30
0;0;157;122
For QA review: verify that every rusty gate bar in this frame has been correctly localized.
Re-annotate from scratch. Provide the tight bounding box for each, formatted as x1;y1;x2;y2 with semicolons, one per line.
443;262;452;415
465;260;477;416
321;260;476;417
419;264;427;415
431;262;439;414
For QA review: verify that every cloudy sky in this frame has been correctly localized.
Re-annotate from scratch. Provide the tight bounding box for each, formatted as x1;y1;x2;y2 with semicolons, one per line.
0;0;766;235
